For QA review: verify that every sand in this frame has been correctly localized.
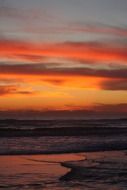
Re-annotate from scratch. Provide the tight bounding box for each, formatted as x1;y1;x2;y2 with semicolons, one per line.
0;153;85;189
0;151;127;189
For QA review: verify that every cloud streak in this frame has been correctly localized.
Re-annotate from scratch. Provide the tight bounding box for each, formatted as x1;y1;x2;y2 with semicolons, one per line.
1;63;127;90
0;63;127;78
0;39;127;64
0;85;35;96
101;79;127;91
67;23;127;37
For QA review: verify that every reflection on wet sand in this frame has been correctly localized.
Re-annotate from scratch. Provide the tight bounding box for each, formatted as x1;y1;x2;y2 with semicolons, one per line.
0;153;85;189
0;151;127;189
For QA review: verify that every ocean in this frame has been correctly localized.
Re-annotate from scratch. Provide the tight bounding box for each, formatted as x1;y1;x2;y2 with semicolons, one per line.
0;119;127;189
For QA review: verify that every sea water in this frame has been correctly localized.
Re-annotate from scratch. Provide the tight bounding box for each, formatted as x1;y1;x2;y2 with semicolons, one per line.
0;119;127;189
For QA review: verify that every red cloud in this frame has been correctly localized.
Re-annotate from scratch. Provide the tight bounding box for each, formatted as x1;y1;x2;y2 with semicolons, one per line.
0;39;127;64
0;85;34;96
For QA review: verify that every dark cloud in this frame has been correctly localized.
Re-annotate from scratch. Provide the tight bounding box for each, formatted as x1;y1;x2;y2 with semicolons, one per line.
17;91;35;95
101;79;127;90
0;63;127;79
0;85;34;96
43;79;65;85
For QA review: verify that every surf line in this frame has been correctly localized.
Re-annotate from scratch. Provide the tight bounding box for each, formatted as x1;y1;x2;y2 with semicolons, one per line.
22;152;86;164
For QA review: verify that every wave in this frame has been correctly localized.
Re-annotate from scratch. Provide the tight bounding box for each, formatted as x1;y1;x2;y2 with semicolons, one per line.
0;140;127;155
0;118;127;130
0;126;127;137
60;150;127;190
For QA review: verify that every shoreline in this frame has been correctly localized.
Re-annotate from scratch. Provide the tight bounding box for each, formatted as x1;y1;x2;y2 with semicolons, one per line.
0;150;127;189
0;153;85;189
60;150;127;182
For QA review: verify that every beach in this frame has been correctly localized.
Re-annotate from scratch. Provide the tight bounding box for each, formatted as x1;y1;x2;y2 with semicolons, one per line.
0;153;85;189
0;119;127;189
0;151;127;190
1;0;127;188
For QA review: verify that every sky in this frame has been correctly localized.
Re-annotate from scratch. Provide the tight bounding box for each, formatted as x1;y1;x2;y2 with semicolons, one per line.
0;0;127;119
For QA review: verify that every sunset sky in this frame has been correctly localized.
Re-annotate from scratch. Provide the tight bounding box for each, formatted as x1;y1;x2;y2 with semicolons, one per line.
0;0;127;118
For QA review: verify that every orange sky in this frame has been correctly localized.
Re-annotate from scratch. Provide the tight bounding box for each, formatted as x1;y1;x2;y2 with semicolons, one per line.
0;40;127;114
0;0;127;118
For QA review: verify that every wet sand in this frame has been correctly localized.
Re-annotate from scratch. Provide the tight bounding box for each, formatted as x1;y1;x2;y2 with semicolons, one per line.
0;153;85;189
0;151;127;189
